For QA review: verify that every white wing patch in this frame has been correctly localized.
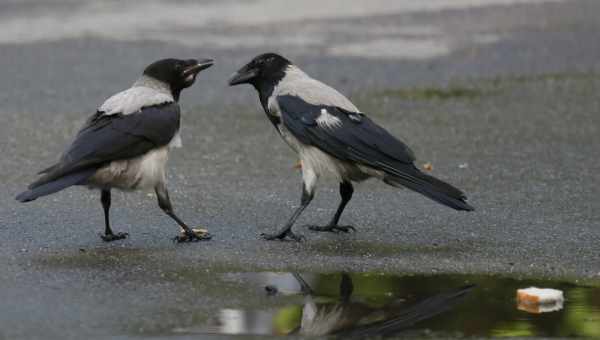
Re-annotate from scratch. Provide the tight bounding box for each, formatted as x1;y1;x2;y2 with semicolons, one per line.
99;86;173;115
315;108;342;129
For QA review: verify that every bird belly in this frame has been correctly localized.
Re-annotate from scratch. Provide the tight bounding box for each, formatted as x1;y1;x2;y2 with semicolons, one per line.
275;123;302;153
299;145;372;182
277;123;373;182
87;147;169;191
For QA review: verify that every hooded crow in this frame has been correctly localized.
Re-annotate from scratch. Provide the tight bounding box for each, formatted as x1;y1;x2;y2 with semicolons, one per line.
229;53;474;241
16;58;214;242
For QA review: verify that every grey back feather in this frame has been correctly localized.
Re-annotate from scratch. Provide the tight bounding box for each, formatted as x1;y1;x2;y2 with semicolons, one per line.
273;66;359;113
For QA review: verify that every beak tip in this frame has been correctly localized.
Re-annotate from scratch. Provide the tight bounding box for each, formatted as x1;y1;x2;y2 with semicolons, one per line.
228;73;240;86
198;59;214;70
228;68;257;86
184;59;214;75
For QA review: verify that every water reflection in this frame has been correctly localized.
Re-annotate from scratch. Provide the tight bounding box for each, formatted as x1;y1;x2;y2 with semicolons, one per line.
293;273;473;337
194;272;600;338
208;272;473;337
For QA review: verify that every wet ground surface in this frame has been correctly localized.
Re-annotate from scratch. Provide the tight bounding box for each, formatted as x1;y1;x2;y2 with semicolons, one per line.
1;0;600;338
183;272;600;338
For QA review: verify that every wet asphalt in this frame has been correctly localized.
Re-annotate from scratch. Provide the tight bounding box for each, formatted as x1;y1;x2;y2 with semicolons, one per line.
1;0;600;338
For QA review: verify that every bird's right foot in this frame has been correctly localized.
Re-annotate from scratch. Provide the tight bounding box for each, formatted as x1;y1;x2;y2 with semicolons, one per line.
307;224;356;233
100;232;129;242
173;228;212;243
261;229;305;242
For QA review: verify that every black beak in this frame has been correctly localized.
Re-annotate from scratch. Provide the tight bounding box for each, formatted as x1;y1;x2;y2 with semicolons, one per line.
228;67;258;86
182;59;214;77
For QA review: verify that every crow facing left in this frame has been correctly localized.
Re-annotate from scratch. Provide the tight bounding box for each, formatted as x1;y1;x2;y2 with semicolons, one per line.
230;53;474;242
16;58;214;243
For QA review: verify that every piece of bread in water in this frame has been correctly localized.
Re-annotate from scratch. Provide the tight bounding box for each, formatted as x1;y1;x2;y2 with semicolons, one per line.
516;287;564;313
517;287;564;304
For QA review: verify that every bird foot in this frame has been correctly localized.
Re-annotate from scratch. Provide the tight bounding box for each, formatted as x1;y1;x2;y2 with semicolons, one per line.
173;228;212;243
100;232;129;242
261;230;305;242
306;224;356;233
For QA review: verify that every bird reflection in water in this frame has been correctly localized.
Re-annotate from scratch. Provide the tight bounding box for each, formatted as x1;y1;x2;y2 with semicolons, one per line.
208;272;474;337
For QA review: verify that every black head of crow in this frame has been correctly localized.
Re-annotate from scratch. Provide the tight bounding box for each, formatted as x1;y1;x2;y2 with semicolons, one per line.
229;53;291;87
144;58;213;100
230;53;474;242
16;58;214;243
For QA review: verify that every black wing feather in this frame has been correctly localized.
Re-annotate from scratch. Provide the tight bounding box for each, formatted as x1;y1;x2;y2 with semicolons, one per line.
277;95;473;211
278;95;415;164
16;168;98;202
336;285;474;338
30;102;180;188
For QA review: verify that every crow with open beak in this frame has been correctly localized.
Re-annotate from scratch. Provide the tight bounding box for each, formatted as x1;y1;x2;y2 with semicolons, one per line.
229;53;473;241
16;58;214;242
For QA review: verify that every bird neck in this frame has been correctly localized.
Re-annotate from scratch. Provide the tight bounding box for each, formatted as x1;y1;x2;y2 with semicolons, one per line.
282;65;308;81
254;64;296;91
133;75;177;101
257;82;275;113
255;65;302;111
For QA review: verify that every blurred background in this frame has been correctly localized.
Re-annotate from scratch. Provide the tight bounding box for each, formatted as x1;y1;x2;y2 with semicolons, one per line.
1;0;599;338
1;0;598;114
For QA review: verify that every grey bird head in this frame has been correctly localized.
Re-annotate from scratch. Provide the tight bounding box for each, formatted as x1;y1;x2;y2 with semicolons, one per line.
228;53;291;88
144;58;214;99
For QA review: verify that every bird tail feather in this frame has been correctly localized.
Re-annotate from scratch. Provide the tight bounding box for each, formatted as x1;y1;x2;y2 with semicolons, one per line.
338;285;475;338
16;168;96;202
384;168;474;211
37;163;59;175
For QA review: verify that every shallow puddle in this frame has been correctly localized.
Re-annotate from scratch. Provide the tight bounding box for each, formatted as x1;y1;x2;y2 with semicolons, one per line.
175;272;600;338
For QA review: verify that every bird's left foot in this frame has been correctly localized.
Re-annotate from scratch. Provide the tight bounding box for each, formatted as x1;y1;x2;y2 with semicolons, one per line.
100;232;129;242
306;225;356;233
173;228;212;243
261;230;305;242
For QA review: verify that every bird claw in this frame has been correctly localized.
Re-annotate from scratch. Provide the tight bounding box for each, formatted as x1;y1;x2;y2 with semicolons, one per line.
173;228;212;243
306;225;356;233
261;230;305;242
100;232;129;242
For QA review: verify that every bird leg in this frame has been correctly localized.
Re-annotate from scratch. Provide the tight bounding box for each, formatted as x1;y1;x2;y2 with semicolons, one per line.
307;181;356;233
99;189;129;242
292;273;315;295
261;185;313;242
155;183;211;243
339;273;354;302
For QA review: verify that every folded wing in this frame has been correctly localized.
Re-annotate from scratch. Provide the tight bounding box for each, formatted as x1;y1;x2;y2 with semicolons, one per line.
277;95;473;211
17;102;180;201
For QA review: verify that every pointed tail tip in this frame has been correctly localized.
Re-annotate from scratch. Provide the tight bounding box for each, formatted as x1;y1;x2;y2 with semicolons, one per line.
15;191;35;203
460;200;475;211
459;284;477;292
453;194;475;211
